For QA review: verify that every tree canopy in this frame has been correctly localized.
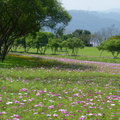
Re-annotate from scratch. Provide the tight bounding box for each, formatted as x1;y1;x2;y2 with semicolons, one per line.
97;35;120;58
0;0;71;61
72;29;91;46
65;37;84;55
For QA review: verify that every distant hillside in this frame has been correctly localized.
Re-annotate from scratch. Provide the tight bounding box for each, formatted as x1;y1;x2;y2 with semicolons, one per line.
103;8;120;13
65;10;120;33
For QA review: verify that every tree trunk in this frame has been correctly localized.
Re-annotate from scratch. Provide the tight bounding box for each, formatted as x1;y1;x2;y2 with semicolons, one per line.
37;48;39;54
0;52;7;62
99;50;104;57
0;44;12;62
112;51;119;59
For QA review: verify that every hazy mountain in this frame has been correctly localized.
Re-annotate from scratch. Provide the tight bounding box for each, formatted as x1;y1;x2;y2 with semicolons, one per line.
65;10;120;33
103;8;120;13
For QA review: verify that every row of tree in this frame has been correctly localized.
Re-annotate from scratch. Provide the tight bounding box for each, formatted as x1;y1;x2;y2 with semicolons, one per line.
11;27;120;58
11;31;85;55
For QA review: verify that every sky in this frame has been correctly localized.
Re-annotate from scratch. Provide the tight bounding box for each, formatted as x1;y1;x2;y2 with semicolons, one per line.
60;0;120;11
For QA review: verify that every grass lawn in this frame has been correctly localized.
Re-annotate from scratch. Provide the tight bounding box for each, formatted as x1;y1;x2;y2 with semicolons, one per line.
0;48;120;120
14;47;120;63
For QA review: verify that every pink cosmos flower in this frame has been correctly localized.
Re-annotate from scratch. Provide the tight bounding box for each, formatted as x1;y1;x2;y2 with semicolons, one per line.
46;114;52;116
79;116;85;120
58;109;68;114
19;88;27;91
25;96;29;97
48;105;54;109
36;91;46;96
64;92;68;94
74;93;79;96
14;101;20;104
12;106;17;109
28;98;34;101
16;116;22;119
2;87;6;89
19;96;23;98
41;112;45;114
34;112;38;115
76;110;81;112
36;92;40;96
53;114;58;117
2;111;7;114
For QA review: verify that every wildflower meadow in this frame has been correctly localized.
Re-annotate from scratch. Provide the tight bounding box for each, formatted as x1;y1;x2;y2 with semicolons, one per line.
0;51;120;120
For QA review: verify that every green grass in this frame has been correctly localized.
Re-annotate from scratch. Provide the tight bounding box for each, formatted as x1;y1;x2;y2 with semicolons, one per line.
0;50;120;120
14;47;111;57
12;47;120;63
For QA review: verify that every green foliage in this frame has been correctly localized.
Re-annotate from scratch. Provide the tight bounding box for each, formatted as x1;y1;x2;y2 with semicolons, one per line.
47;37;85;55
33;32;49;54
105;39;120;58
72;29;91;46
73;29;83;37
54;26;65;38
12;32;55;54
0;0;71;61
12;35;34;53
25;34;34;52
66;37;84;55
97;35;120;58
108;35;120;40
63;34;74;40
47;38;61;54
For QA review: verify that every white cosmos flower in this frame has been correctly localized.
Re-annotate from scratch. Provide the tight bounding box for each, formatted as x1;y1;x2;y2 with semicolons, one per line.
6;101;13;105
98;113;102;116
111;104;115;106
49;100;54;102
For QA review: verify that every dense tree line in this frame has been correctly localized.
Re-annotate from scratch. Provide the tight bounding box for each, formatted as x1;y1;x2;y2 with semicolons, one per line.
11;31;85;55
11;30;120;58
10;28;92;56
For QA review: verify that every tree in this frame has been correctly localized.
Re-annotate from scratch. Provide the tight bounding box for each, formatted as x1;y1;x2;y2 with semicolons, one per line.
91;25;120;46
63;34;73;40
11;37;23;52
12;32;54;53
97;35;120;58
61;40;69;53
11;34;34;52
66;37;84;55
25;34;34;53
105;39;120;58
54;26;65;38
0;0;71;61
97;42;107;57
80;30;91;46
73;29;83;38
32;31;49;54
72;29;91;46
16;37;27;52
47;38;60;54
